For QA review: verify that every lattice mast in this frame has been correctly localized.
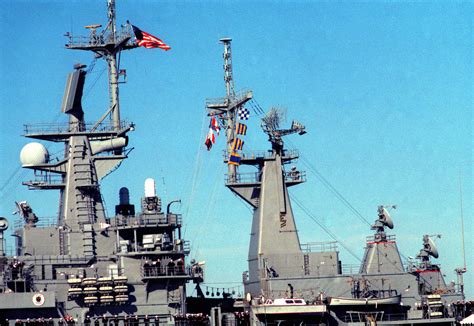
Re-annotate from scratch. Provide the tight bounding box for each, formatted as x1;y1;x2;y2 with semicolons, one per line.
206;38;253;178
222;38;237;176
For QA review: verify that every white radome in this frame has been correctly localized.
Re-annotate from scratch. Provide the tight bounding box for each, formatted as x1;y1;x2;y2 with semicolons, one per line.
144;178;156;198
20;142;49;166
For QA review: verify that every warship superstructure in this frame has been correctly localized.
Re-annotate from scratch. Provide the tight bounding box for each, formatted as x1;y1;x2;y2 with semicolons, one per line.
0;1;471;325
0;1;202;324
205;39;470;325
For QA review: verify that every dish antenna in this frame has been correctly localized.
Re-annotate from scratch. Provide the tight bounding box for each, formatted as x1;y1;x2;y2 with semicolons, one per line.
0;217;8;231
425;235;440;259
0;217;8;256
378;206;394;229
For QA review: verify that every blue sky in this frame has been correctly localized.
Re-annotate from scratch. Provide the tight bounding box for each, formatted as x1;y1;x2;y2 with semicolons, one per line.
0;1;472;298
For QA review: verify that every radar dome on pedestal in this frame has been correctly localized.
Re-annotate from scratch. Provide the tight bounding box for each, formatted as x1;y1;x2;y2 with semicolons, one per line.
144;178;156;198
20;142;49;166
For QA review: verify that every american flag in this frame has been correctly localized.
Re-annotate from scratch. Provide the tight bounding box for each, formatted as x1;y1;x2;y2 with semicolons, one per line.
132;25;171;51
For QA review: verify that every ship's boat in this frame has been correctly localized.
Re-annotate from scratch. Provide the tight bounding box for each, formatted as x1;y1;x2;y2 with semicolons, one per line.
328;294;401;306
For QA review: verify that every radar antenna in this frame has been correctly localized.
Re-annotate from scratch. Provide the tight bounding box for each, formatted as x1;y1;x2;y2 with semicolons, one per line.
371;205;395;241
261;108;306;153
416;234;441;270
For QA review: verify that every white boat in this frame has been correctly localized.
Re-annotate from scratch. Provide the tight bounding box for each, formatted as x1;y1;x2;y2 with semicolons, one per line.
253;298;326;316
328;294;401;306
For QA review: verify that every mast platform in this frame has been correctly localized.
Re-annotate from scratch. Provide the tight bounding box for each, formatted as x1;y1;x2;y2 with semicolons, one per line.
223;149;301;165
206;89;253;115
23;121;134;141
65;27;137;52
225;171;306;186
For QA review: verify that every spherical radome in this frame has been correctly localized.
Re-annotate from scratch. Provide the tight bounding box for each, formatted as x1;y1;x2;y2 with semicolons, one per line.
20;142;49;166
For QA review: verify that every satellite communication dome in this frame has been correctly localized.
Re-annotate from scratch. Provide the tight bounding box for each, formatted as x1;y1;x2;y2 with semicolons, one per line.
20;142;49;167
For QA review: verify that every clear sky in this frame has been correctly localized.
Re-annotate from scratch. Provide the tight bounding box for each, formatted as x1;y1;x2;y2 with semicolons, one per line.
0;1;472;299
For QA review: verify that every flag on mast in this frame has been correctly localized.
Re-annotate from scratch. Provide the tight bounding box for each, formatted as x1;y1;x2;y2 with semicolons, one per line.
132;25;171;51
228;152;241;166
238;107;250;120
232;138;244;151
210;117;220;135
205;129;215;151
235;122;247;135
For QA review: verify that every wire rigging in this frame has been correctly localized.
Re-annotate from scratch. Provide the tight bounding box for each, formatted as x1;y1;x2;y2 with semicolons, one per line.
291;195;362;262
287;138;372;227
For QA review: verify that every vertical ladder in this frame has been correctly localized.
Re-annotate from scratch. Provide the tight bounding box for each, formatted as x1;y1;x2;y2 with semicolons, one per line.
304;254;310;275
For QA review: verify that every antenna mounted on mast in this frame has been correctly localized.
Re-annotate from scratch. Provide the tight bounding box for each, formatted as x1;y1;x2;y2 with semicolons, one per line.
261;108;306;152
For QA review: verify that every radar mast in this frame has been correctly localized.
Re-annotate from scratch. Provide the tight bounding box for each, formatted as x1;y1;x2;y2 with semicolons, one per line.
206;38;253;179
65;0;138;132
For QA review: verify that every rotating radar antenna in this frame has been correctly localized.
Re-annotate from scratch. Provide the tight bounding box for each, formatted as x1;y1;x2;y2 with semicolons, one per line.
261;108;306;152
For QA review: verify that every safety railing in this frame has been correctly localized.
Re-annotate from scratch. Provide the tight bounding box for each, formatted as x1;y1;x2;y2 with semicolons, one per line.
205;88;252;108
366;234;397;243
223;149;300;161
112;214;182;228
141;265;203;280
301;241;338;253
14;216;57;229
65;26;134;48
23;120;131;135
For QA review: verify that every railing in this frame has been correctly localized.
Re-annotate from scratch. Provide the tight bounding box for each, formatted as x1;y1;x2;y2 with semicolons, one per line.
341;312;407;323
223;149;300;161
111;214;182;228
23;120;131;135
141;265;203;280
14;216;57;229
341;264;362;275
366;234;397;243
284;170;306;183
205;88;252;107
301;241;338;253
225;172;261;184
23;173;64;186
225;170;306;184
65;26;134;48
120;240;190;254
